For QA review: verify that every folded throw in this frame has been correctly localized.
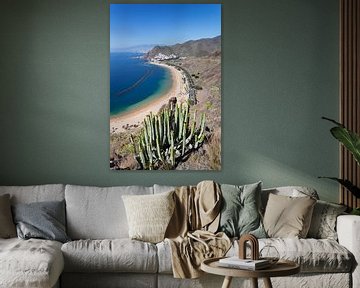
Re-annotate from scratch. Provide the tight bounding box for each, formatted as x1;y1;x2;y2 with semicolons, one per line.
165;180;231;278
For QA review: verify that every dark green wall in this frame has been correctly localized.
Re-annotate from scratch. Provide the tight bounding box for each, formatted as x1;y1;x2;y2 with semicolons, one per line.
0;0;340;202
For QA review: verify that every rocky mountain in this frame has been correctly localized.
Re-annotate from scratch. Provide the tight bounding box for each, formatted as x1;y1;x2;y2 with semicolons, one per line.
145;35;221;59
113;44;156;53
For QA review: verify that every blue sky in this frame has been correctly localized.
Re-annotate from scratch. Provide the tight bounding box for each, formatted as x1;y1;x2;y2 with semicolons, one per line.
110;4;221;51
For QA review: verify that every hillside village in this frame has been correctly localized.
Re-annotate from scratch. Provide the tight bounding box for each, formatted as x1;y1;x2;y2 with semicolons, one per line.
149;53;197;106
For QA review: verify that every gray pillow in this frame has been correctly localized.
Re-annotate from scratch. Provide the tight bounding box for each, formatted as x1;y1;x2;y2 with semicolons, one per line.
0;194;16;238
218;182;266;238
307;200;347;240
12;200;70;243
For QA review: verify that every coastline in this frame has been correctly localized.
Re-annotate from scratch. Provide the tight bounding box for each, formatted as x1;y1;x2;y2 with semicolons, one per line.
110;62;187;133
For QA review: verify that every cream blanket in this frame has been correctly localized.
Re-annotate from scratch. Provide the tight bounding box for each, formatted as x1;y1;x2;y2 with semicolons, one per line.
165;181;231;278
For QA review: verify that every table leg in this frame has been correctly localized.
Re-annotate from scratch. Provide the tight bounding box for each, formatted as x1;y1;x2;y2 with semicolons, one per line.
251;278;258;288
221;276;233;288
263;277;273;288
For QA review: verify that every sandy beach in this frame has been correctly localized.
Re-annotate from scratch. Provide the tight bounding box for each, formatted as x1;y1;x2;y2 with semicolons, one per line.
110;62;188;133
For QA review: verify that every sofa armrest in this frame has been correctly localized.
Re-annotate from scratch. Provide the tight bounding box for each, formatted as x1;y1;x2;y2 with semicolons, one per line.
337;215;360;288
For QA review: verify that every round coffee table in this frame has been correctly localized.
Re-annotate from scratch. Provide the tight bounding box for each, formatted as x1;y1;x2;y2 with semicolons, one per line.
201;257;300;288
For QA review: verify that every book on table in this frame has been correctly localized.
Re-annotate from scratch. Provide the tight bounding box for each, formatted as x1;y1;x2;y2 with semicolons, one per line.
218;257;271;270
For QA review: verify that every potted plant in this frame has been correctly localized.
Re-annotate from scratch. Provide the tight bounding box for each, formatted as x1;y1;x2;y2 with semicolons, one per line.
320;117;360;215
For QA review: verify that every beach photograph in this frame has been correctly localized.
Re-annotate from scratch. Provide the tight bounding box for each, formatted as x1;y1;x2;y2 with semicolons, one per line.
110;4;222;170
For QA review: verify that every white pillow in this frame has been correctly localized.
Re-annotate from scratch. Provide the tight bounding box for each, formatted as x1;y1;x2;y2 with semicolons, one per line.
122;191;175;243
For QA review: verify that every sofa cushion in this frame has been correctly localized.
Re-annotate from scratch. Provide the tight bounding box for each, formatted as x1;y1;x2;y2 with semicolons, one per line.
261;186;319;213
61;273;157;288
65;185;153;239
12;200;70;243
307;200;347;240
233;238;353;273
153;184;176;194
156;240;173;274
122;191;175;243
0;184;65;204
263;194;316;238
0;194;16;238
218;182;266;238
158;237;353;274
261;238;353;273
61;239;158;273
0;238;64;288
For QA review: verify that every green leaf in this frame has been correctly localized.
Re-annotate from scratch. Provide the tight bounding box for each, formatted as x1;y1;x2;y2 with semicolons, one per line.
351;208;360;215
322;116;344;127
322;117;360;165
330;126;360;165
318;177;360;198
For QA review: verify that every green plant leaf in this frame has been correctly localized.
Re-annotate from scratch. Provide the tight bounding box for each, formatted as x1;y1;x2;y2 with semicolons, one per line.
322;117;360;165
322;117;344;127
351;208;360;215
330;127;360;165
318;177;360;198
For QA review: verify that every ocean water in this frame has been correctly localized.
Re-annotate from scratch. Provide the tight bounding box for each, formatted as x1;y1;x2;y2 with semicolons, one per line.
110;52;171;116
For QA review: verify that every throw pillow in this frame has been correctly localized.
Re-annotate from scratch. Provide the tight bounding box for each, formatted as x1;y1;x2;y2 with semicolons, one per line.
12;200;70;243
122;191;175;243
218;182;266;238
0;194;17;238
263;193;316;238
260;186;319;214
307;200;347;240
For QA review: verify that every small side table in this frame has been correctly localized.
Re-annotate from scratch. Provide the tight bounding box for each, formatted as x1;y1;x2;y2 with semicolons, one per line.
201;257;300;288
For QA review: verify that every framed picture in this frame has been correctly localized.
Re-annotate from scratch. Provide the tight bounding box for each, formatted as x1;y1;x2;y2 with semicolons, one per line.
110;4;221;170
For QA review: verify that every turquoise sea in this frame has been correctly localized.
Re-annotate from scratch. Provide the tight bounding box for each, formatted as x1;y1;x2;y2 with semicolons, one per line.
110;52;172;116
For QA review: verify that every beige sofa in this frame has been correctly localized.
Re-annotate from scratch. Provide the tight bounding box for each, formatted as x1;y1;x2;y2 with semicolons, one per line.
0;184;358;288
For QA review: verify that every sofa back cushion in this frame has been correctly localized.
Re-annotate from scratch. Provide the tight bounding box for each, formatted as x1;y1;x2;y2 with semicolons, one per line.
13;200;70;243
261;186;319;213
307;200;347;240
263;193;316;238
0;194;17;238
153;184;176;194
218;182;266;238
0;184;65;204
122;191;175;243
65;185;153;239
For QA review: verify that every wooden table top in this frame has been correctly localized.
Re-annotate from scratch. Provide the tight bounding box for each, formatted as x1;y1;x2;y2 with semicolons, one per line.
201;257;300;278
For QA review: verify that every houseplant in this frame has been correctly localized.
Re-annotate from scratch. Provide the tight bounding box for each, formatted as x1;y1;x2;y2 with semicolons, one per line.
320;117;360;215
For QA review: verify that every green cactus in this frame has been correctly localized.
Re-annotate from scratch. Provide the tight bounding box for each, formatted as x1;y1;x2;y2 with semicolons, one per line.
131;102;206;170
170;131;175;167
